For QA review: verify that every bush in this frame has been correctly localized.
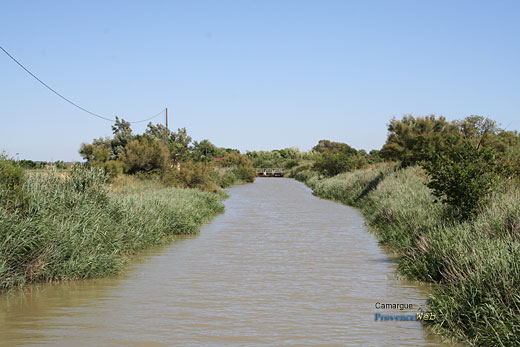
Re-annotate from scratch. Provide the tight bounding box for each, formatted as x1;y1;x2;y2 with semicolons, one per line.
0;159;29;212
219;152;256;182
312;153;358;177
121;137;169;174
102;160;124;180
422;141;499;219
162;161;218;192
285;159;300;169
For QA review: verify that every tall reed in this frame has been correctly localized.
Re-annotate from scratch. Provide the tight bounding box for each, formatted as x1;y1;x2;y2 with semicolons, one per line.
0;166;224;291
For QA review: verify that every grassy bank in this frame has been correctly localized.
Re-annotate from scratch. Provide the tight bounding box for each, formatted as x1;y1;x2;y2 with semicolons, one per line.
291;163;520;346
0;166;225;291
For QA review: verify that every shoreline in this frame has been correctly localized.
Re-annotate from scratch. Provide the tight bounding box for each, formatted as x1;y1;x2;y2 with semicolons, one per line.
290;162;519;346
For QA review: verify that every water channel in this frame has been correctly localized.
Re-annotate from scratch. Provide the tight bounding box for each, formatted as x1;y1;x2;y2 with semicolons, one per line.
0;178;448;346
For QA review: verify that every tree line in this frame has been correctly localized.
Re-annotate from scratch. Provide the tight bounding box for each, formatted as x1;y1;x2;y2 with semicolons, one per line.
292;114;520;219
79;118;256;191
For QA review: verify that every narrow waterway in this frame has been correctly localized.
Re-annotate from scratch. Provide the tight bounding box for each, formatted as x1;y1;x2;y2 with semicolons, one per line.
0;178;447;346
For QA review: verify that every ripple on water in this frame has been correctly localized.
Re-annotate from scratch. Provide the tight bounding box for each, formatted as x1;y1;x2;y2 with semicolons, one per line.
0;178;450;346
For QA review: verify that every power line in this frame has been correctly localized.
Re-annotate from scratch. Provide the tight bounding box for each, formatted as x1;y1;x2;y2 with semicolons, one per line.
0;45;165;124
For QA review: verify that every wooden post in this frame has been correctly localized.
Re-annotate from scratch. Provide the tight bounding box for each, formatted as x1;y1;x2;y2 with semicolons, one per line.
165;107;168;130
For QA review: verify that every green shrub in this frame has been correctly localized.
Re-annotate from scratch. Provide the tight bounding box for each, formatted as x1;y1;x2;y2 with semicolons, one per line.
162;161;218;192
121;137;169;174
312;153;358;177
219;152;256;182
102;160;124;180
0;159;29;212
422;141;499;219
285;159;300;169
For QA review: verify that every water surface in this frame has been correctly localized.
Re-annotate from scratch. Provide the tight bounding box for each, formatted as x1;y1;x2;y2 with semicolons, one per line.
0;178;448;346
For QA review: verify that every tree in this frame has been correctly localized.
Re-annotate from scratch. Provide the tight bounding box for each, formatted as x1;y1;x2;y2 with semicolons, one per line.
312;152;358;177
111;117;133;160
162;161;217;191
422;140;499;219
312;140;357;155
192;139;218;162
381;115;460;166
79;143;110;164
456;115;499;149
121;137;169;174
168;128;192;164
145;122;170;142
219;152;256;182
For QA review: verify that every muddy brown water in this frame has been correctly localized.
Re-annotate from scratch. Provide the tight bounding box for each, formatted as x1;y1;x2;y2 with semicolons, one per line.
0;178;449;346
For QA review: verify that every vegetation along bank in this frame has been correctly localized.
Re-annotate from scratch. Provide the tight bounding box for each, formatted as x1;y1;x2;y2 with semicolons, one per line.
0;120;257;291
290;115;520;346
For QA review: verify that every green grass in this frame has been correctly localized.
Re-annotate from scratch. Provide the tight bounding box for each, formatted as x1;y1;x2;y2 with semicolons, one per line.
0;166;224;291
291;163;520;346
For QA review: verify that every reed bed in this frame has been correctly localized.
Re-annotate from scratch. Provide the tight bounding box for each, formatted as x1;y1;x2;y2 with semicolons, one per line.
0;166;224;291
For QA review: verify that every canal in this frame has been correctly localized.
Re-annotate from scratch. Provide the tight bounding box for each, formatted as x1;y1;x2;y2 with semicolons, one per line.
0;178;447;346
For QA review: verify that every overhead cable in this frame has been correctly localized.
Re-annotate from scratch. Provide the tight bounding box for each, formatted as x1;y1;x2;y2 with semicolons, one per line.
0;45;164;124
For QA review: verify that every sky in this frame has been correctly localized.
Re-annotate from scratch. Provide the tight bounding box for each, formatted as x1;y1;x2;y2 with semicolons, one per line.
1;0;519;161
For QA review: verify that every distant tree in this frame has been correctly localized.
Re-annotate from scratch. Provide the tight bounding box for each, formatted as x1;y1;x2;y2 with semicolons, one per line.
192;139;218;162
17;160;38;169
381;115;460;166
278;147;299;159
456;115;499;149
79;142;110;164
367;149;384;164
168;128;192;164
219;152;256;182
162;161;217;192
54;161;67;170
111;117;133;160
121;137;169;174
310;140;365;176
312;152;358;177
145;122;170;142
312;140;358;155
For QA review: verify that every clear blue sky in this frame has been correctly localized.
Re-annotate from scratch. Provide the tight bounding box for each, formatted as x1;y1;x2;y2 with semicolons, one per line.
1;0;519;161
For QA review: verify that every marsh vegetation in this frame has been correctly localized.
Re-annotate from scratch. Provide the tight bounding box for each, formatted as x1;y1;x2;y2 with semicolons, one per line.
290;114;520;346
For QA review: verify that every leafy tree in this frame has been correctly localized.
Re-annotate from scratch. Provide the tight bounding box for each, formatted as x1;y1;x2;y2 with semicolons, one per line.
381;115;460;166
492;130;520;178
312;152;359;177
312;140;358;155
285;159;300;169
278;147;299;159
168;128;192;164
309;140;366;176
111;117;133;159
456;115;499;149
367;149;384;164
79;142;110;164
121;137;169;174
192;139;218;162
219;152;256;182
162;161;217;192
145;122;170;143
17;160;39;169
422;140;499;219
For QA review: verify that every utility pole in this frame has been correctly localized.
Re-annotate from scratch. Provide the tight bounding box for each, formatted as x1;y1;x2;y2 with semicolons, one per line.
165;107;168;130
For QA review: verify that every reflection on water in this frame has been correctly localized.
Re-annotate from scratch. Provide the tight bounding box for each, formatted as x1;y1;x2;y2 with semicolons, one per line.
0;178;449;346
